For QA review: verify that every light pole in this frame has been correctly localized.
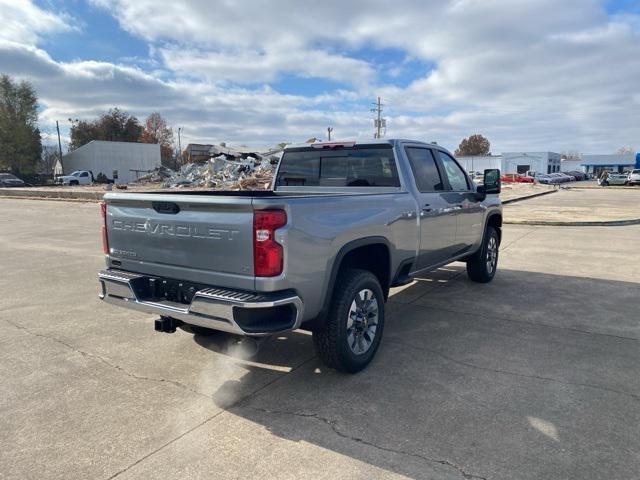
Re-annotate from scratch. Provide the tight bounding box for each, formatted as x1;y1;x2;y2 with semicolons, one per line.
56;121;64;172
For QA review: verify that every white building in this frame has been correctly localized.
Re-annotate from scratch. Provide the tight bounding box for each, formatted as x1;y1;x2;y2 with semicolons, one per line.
502;152;561;175
62;141;161;184
456;155;502;173
560;159;583;172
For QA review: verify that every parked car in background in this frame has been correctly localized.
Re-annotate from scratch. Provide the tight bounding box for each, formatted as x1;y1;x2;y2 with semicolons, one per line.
0;172;26;187
472;171;485;183
55;170;94;186
513;174;534;183
565;170;587;181
534;174;553;184
500;173;534;183
548;173;572;183
627;169;640;186
599;173;628;186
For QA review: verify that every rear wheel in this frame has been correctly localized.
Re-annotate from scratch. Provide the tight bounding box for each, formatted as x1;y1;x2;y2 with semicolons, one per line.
466;226;499;283
313;269;385;373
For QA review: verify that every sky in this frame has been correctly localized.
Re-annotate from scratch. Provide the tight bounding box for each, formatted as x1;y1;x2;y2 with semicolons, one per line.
1;0;639;153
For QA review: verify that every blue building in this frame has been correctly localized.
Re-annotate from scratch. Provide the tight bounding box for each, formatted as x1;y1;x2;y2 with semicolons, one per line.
580;153;638;176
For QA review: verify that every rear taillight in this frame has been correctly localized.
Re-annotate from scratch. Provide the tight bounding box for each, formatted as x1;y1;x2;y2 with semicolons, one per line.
100;202;109;255
253;209;286;277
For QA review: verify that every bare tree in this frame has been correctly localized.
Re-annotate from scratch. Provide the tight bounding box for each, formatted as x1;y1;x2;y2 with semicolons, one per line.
39;147;60;175
616;147;636;155
140;112;175;168
561;151;581;161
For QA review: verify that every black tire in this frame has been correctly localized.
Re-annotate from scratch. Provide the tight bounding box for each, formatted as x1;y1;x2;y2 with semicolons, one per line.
69;180;79;186
466;226;499;283
313;268;385;373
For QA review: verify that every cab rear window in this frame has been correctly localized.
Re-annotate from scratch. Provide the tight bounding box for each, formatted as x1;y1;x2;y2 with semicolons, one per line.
275;146;400;187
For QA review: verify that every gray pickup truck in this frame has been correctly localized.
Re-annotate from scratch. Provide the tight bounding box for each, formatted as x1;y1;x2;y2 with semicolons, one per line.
98;139;502;372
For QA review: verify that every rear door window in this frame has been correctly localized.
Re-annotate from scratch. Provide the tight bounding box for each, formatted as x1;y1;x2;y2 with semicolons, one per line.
276;146;400;187
437;151;471;191
405;147;444;192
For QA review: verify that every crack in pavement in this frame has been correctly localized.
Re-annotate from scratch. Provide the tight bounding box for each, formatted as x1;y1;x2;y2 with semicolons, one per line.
3;318;211;400
499;228;537;252
2;318;319;478
105;355;317;479
394;339;640;403
242;406;488;480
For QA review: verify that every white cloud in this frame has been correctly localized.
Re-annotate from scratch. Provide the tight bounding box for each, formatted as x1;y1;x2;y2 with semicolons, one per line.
159;46;374;87
0;0;73;44
2;0;640;152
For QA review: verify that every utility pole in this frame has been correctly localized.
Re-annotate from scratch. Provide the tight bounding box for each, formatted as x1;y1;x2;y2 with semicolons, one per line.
177;127;182;166
56;120;64;172
371;97;385;138
327;126;333;141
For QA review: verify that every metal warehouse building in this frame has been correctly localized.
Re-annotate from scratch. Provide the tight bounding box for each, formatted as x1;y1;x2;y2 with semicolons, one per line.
456;152;561;175
456;155;502;173
502;152;561;175
62;141;161;184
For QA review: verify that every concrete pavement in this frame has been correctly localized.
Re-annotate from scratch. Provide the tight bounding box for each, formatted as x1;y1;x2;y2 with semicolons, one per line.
1;198;639;480
504;187;640;224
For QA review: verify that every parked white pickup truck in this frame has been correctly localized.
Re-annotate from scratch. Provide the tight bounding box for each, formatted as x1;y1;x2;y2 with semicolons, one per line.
56;170;94;186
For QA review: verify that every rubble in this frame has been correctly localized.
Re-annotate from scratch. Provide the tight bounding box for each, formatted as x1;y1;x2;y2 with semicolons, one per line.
137;154;278;190
134;165;174;183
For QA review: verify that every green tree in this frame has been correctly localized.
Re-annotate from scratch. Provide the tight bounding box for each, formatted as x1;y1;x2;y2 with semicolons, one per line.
0;75;42;174
69;108;143;150
455;134;491;157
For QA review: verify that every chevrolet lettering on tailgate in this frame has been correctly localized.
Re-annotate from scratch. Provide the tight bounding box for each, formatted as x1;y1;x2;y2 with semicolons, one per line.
112;219;240;241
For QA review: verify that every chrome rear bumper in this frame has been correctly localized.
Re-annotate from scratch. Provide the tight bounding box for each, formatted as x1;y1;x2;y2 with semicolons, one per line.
98;269;303;336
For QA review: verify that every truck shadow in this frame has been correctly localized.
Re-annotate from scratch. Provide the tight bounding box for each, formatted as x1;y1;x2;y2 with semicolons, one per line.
190;267;640;479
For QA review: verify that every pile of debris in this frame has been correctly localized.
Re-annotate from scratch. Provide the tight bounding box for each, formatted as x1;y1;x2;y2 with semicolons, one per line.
134;165;174;183
134;155;278;190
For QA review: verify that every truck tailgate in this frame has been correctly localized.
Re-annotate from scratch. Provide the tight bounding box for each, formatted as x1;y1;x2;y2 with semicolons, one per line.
104;193;254;288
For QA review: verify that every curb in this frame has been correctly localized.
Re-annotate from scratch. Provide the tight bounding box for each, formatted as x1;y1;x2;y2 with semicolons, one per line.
567;185;638;190
505;218;640;227
501;189;557;204
0;189;105;202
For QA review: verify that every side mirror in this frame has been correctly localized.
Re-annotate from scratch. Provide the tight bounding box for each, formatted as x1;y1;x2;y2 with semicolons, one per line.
483;169;501;194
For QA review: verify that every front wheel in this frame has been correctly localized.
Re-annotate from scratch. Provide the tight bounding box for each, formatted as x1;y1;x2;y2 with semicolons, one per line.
313;269;385;373
466;226;499;283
